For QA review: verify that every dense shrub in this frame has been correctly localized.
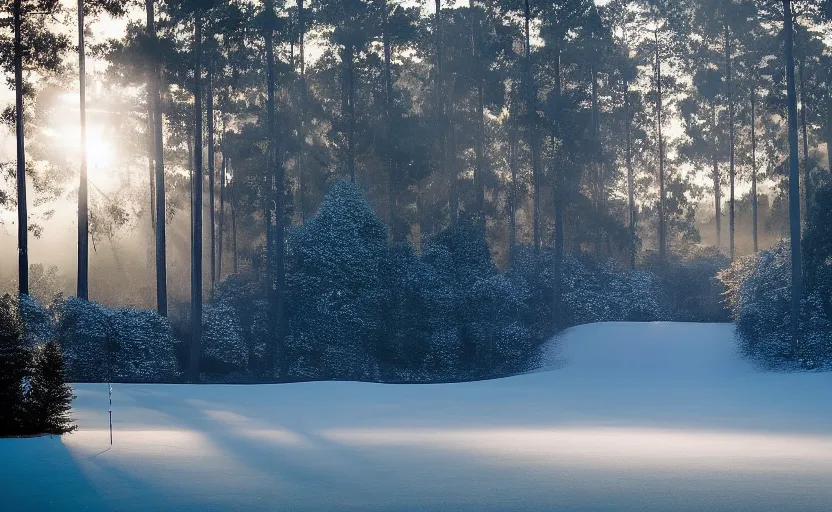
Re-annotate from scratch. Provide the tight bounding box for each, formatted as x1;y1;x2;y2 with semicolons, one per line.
285;180;388;380
1;296;76;437
18;294;56;346
55;297;180;383
0;295;30;436
379;243;460;381
425;222;538;380
202;301;247;373
210;275;270;375
55;297;113;382
645;247;731;323
25;341;77;435
719;242;832;370
109;308;180;382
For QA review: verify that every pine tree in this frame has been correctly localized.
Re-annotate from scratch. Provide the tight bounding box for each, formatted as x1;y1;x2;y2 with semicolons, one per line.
0;295;30;437
26;341;77;436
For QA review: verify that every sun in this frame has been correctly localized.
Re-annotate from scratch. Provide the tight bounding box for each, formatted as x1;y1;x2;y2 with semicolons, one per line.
43;123;118;188
84;128;115;172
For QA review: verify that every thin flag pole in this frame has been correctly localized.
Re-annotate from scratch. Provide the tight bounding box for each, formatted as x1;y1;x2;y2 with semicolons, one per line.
108;383;112;446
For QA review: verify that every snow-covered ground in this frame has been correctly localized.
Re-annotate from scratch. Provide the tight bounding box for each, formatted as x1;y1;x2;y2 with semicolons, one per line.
4;322;832;512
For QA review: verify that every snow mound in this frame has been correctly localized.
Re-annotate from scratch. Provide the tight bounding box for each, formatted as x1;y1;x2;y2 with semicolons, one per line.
538;321;747;378
3;322;831;512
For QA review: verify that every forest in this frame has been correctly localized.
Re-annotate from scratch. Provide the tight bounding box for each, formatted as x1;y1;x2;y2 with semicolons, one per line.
0;0;831;383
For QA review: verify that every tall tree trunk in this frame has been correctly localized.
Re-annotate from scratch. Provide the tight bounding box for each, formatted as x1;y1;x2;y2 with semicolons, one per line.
231;174;238;274
655;26;666;262
751;88;758;253
265;0;286;378
552;47;563;330
218;153;225;280
726;24;735;261
382;0;397;240
524;0;540;256
590;61;602;257
448;82;458;227
625;77;635;270
827;81;832;173
783;0;803;355
342;46;356;183
148;121;155;230
207;65;216;298
148;0;167;316
799;54;811;220
435;0;451;229
14;0;27;295
712;101;721;250
508;113;517;267
470;0;485;233
189;10;204;383
77;0;89;300
298;0;307;223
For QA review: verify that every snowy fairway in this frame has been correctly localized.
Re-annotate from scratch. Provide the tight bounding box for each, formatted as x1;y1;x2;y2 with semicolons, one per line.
4;322;832;512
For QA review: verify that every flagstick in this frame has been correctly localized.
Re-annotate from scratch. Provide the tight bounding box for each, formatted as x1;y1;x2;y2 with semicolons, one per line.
108;383;113;446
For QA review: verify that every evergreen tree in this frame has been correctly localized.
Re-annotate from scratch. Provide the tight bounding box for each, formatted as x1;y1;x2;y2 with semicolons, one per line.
26;341;77;436
0;295;30;436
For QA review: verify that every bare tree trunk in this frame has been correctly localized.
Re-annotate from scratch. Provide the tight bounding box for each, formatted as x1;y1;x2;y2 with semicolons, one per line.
827;82;832;173
448;83;458;227
712;102;721;250
553;47;563;331
341;45;356;183
726;24;735;261
14;0;27;295
751;88;758;253
298;0;307;223
470;0;485;233
265;0;286;378
207;65;216;298
783;0;803;355
508;116;517;267
655;26;666;262
799;54;811;221
218;153;225;281
590;61;602;258
625;77;635;270
189;10;204;383
382;0;397;240
435;0;451;229
148;0;167;316
148;124;155;230
524;0;540;256
231;170;238;274
77;0;89;300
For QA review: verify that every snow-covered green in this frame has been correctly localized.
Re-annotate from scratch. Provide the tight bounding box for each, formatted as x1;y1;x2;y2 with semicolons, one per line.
3;322;832;512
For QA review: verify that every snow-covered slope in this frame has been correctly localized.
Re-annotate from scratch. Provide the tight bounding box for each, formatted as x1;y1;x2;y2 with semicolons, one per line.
3;322;832;512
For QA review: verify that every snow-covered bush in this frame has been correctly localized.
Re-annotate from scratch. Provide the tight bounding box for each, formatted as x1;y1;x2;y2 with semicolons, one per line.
212;274;270;375
55;297;180;382
562;255;615;325
202;301;247;372
55;297;114;382
379;243;460;381
506;245;554;338
424;219;496;289
718;242;832;369
618;269;662;322
109;308;180;383
15;294;56;346
285;180;388;381
647;247;731;322
460;274;535;378
718;242;792;364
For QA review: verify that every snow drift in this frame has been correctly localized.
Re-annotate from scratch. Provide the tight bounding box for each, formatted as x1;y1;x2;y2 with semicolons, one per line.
2;322;831;512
